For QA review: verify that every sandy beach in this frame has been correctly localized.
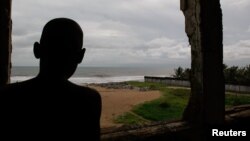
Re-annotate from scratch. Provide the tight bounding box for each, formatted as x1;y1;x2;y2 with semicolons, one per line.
89;85;161;128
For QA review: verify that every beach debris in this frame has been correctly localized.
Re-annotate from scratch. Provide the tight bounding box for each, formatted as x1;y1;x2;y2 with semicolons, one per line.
90;82;151;92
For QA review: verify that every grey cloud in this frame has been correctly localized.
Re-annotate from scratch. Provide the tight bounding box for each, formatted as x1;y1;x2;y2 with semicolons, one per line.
11;0;250;66
13;32;40;48
12;47;38;66
144;37;190;59
224;40;250;61
221;0;250;44
247;26;250;32
83;36;190;67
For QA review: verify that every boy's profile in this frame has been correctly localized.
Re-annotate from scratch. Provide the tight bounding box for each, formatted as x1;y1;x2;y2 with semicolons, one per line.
0;18;101;140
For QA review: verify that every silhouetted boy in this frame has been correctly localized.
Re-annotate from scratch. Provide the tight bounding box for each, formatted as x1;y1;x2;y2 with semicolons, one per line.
0;18;101;140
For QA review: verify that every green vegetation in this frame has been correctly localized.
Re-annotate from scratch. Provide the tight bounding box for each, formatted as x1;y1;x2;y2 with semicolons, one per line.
114;112;148;125
173;64;250;86
223;64;250;86
225;93;250;107
172;67;190;80
127;81;166;90
114;81;250;125
132;88;189;121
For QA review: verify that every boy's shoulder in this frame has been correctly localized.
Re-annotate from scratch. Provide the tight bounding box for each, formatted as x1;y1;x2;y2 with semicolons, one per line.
70;83;100;98
0;79;34;94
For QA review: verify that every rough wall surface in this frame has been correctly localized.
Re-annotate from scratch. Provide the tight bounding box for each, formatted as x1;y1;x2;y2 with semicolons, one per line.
181;0;203;123
0;0;12;86
181;0;224;125
145;76;250;93
200;0;224;125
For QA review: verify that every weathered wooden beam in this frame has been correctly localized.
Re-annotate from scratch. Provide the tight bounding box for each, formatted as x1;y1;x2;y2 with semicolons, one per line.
101;121;192;141
101;105;250;141
0;0;12;86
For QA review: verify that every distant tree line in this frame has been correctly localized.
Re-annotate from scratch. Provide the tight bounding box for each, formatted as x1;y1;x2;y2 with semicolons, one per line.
172;64;250;86
223;64;250;85
172;67;191;80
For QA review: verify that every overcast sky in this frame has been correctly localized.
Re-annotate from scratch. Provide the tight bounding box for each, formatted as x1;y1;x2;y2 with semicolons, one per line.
12;0;250;67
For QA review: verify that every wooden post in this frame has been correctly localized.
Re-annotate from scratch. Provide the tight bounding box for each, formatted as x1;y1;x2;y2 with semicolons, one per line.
0;0;12;86
181;0;224;126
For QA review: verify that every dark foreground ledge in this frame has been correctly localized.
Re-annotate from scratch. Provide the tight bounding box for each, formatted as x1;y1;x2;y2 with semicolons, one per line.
101;105;250;141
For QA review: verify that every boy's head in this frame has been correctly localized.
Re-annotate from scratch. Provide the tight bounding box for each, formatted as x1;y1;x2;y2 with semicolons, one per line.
34;18;85;79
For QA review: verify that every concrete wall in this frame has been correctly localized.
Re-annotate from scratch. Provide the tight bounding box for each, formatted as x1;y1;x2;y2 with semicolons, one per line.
144;76;250;93
225;84;250;93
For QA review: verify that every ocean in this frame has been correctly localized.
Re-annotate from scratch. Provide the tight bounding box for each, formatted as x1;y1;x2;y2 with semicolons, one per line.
11;66;173;84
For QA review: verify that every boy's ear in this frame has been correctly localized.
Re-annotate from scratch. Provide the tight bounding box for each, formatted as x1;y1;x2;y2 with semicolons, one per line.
33;42;41;59
77;48;86;63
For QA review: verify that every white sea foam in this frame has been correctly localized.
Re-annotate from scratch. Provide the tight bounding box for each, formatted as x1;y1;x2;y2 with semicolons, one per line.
11;66;172;84
11;76;144;84
70;76;144;84
11;76;33;83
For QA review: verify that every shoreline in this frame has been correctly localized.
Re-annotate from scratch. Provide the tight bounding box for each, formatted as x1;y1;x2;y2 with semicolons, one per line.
10;76;145;84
